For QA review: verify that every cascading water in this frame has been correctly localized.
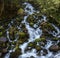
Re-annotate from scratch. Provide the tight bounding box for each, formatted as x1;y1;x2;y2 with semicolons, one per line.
4;2;60;58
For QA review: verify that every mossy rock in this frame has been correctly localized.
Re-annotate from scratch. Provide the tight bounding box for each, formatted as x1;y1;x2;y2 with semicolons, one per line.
41;22;57;33
9;26;18;41
17;8;25;15
18;32;27;38
0;32;3;37
35;38;46;43
28;42;36;48
20;24;28;33
52;37;59;41
35;45;42;51
49;45;60;52
17;38;28;44
27;15;37;27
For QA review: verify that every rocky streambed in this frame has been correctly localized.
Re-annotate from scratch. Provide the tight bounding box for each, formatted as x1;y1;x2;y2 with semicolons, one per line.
0;1;60;58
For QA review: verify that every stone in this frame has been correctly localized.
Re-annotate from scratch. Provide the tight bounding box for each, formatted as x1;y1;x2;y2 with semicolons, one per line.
0;37;7;42
49;45;60;52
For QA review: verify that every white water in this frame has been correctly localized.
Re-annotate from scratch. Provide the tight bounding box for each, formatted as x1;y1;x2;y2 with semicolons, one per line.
4;2;60;58
50;24;60;38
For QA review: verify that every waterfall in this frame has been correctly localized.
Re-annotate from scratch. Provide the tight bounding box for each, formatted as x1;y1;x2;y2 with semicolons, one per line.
4;2;60;58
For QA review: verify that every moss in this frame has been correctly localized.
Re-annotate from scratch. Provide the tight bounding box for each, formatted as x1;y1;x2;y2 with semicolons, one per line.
35;38;46;43
29;0;60;23
41;22;57;33
9;26;18;40
29;22;34;27
0;32;3;37
10;48;22;58
28;42;36;48
35;45;41;51
17;8;24;15
18;32;26;38
52;37;59;41
27;15;37;27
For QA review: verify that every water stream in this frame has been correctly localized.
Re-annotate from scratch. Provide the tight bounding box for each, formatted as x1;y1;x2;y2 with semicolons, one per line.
4;2;60;58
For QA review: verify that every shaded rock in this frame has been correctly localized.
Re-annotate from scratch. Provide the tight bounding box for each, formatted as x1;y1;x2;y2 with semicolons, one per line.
43;49;48;55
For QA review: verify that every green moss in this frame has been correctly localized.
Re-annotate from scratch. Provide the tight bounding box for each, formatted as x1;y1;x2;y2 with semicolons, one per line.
28;42;36;47
28;42;33;47
27;15;37;27
10;48;22;58
35;38;46;42
29;22;34;27
9;27;18;40
52;38;59;41
35;45;41;51
18;32;26;38
17;8;24;15
30;0;60;22
0;32;3;37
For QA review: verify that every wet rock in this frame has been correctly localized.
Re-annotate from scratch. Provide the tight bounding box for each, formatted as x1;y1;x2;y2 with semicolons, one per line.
25;47;32;52
9;48;22;58
49;45;60;52
30;56;35;58
58;42;60;47
43;49;48;55
18;31;29;39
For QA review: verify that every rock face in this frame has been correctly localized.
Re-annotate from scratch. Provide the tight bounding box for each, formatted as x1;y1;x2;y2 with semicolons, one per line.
49;45;60;52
